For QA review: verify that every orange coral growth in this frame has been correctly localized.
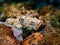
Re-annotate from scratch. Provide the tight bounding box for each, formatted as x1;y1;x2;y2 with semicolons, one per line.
0;24;20;45
22;32;44;45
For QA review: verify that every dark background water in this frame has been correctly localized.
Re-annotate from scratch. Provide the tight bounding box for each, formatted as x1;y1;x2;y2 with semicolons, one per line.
0;0;60;9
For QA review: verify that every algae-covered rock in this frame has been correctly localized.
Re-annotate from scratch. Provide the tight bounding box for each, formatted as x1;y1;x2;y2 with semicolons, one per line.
50;10;60;28
38;5;53;15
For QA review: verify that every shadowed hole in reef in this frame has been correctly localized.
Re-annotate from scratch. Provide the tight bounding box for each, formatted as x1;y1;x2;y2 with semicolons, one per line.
22;24;45;39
